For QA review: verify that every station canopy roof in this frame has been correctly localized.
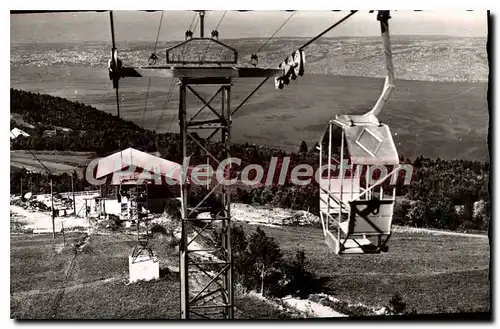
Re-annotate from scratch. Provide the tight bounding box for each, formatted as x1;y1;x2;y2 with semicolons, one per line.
95;147;182;185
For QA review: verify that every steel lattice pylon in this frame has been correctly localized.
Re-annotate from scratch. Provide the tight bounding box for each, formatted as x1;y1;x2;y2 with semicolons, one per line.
178;78;234;319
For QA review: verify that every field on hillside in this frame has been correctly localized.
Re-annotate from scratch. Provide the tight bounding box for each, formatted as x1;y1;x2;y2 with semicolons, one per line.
10;232;295;319
11;223;490;318
10;150;95;176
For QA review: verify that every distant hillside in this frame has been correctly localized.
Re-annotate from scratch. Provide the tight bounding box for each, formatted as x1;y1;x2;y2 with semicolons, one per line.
10;88;158;156
10;89;143;133
9;88;305;164
10;36;488;83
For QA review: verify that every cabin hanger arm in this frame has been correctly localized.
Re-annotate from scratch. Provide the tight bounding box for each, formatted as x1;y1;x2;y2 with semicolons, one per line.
363;10;395;121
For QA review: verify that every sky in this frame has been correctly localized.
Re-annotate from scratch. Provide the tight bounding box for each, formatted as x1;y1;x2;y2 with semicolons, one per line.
10;10;488;44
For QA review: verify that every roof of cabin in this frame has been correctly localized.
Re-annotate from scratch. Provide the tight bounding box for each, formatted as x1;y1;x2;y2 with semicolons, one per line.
320;113;399;165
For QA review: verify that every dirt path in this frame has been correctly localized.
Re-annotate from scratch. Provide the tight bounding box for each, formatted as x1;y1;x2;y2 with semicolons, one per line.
329;266;490;277
393;226;488;239
11;276;125;298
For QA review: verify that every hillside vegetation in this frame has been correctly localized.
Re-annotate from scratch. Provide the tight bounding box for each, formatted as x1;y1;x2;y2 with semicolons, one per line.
10;89;490;232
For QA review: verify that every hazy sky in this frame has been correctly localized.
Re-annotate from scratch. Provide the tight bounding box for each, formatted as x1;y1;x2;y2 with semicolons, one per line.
10;10;488;44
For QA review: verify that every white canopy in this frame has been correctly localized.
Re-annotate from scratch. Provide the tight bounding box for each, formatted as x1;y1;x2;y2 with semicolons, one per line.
95;147;182;183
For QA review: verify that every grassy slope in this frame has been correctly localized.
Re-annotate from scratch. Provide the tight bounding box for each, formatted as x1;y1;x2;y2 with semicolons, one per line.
236;223;490;314
10;232;293;319
10;233;85;294
11;225;490;318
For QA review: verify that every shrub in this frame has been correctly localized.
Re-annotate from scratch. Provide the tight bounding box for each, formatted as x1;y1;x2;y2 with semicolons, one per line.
387;293;407;315
407;201;430;228
150;223;168;236
213;227;323;299
163;198;182;220
245;227;283;295
299;140;308;154
392;200;412;226
278;249;318;299
96;214;122;231
80;244;93;254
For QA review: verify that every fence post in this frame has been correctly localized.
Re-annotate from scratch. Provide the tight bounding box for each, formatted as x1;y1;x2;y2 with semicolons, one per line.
62;221;66;246
72;175;76;215
50;177;55;240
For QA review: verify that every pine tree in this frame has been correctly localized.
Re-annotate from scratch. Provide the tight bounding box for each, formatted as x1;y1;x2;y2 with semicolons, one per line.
299;140;308;154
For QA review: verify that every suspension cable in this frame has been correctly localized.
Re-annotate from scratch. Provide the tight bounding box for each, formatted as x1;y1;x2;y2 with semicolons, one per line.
206;11;295;117
155;79;176;133
214;10;227;31
188;12;197;31
148;11;165;66
153;11;165;55
201;10;227;61
231;10;358;118
192;15;200;34
164;98;177;133
299;10;357;50
9;131;70;201
142;11;165;128
255;11;296;54
153;12;199;136
140;77;152;127
159;10;356;147
204;10;293;116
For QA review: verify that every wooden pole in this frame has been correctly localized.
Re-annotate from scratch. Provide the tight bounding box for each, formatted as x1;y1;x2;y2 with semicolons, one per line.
50;177;55;240
62;221;66;246
100;185;103;220
71;174;76;215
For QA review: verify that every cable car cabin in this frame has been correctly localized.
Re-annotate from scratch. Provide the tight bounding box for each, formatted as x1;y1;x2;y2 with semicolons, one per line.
318;113;401;254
